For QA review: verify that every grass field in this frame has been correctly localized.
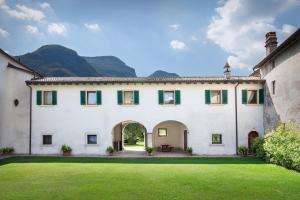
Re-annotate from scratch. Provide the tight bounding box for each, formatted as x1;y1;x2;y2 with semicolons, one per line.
124;141;145;150
0;157;299;200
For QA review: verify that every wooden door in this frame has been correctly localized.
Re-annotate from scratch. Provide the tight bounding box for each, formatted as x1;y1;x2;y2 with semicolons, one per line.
248;131;258;153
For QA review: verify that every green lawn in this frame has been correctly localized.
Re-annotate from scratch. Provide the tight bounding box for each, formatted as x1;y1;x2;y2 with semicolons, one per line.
0;157;299;200
124;141;145;149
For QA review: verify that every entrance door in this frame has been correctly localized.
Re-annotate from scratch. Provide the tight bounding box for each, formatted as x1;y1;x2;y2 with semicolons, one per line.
184;130;188;151
248;131;258;153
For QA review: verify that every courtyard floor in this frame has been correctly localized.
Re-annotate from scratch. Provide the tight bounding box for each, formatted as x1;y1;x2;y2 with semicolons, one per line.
0;156;299;200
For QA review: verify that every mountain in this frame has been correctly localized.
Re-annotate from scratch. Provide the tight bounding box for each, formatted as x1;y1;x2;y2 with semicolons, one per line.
83;56;136;77
16;45;98;77
148;70;179;78
15;45;137;77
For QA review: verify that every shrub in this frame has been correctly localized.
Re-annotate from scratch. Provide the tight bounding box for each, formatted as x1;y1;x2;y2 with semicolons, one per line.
61;144;72;153
252;137;265;159
264;123;300;171
106;146;114;154
238;146;248;156
145;147;154;156
186;147;193;155
0;147;14;154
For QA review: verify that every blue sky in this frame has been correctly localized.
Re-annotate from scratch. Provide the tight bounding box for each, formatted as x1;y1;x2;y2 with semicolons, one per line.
0;0;299;76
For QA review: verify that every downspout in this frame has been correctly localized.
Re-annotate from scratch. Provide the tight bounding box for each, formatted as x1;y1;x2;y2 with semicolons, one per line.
234;82;240;155
26;83;32;155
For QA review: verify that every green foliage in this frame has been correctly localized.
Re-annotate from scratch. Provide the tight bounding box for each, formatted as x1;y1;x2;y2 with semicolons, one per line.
61;144;72;153
123;123;145;145
238;146;248;156
187;147;193;155
252;137;265;159
0;147;14;154
145;147;154;154
264;123;300;171
106;146;114;154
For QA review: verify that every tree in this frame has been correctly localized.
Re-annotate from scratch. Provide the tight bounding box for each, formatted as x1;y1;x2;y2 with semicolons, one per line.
123;123;145;145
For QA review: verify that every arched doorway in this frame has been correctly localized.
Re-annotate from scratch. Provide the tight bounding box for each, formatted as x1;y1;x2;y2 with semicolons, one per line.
152;120;188;152
248;131;259;153
112;121;146;152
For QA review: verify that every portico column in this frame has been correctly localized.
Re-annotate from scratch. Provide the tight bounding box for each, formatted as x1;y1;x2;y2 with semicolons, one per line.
145;132;153;148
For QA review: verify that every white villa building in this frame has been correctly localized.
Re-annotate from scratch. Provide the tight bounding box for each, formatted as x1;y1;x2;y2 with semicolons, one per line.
0;30;299;156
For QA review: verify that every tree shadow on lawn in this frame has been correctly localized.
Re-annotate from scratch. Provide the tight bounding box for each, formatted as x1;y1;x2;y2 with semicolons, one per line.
0;156;265;166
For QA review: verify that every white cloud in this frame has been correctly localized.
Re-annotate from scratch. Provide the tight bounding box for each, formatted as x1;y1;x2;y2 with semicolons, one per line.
281;24;296;37
207;0;300;69
25;25;39;34
191;36;198;41
39;2;50;9
170;40;186;50
84;23;101;31
0;0;45;21
0;27;9;38
48;23;66;35
169;24;180;31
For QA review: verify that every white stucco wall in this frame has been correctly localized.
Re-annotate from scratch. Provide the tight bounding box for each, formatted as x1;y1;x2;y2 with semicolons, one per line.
260;39;300;130
0;54;34;153
30;82;264;155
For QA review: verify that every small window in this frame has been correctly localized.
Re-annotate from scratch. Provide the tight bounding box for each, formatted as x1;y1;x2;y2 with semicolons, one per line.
272;81;275;95
211;90;221;104
158;128;167;137
43;91;53;105
247;90;258;104
124;91;134;105
43;135;52;145
212;134;222;144
87;91;97;105
87;134;97;144
164;91;175;104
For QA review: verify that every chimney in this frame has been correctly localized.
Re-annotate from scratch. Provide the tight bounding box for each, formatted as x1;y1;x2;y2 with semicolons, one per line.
224;62;231;79
265;32;278;55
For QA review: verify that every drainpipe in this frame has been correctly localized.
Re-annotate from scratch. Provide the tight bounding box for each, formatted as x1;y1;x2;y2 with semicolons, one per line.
234;82;240;155
26;83;32;155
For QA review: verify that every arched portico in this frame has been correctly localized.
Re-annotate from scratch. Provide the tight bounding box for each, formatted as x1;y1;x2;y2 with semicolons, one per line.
111;120;147;151
152;120;188;152
248;131;259;153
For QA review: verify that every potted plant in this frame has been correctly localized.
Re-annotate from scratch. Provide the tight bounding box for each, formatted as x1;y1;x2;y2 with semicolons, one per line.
186;147;193;156
0;147;14;155
61;144;72;156
238;146;248;157
145;147;154;156
106;146;114;156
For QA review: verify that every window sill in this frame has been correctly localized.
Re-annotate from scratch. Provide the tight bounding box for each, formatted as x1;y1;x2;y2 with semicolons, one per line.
40;144;54;147
120;104;138;107
83;105;100;107
209;144;224;146
38;105;56;107
207;104;225;106
85;144;99;147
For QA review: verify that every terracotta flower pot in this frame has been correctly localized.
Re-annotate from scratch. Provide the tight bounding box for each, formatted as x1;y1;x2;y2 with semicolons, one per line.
63;151;71;156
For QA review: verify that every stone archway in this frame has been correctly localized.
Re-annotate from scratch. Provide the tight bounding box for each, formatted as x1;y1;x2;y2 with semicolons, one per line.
112;120;147;152
248;131;259;153
152;120;188;152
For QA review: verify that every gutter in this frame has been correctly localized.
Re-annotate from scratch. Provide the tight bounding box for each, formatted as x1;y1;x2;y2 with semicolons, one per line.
26;83;32;155
234;82;240;155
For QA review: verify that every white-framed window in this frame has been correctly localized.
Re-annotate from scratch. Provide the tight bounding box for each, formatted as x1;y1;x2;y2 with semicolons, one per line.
212;134;222;144
87;134;98;145
210;90;222;104
247;90;258;104
43;91;53;105
123;91;134;105
158;128;167;137
42;134;52;145
87;91;97;105
164;91;175;104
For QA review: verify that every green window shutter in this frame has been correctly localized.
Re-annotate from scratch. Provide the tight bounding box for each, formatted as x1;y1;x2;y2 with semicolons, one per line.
158;90;164;104
117;90;123;105
52;91;57;105
134;90;139;105
205;90;211;104
175;90;181;105
36;90;42;105
222;90;228;104
80;91;86;105
242;90;247;104
259;89;264;104
96;90;102;105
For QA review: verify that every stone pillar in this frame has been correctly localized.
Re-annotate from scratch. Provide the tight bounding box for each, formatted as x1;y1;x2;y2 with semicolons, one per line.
146;132;153;148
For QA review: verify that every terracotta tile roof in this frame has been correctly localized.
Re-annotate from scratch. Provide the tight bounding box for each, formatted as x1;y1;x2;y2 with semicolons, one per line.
26;76;264;84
